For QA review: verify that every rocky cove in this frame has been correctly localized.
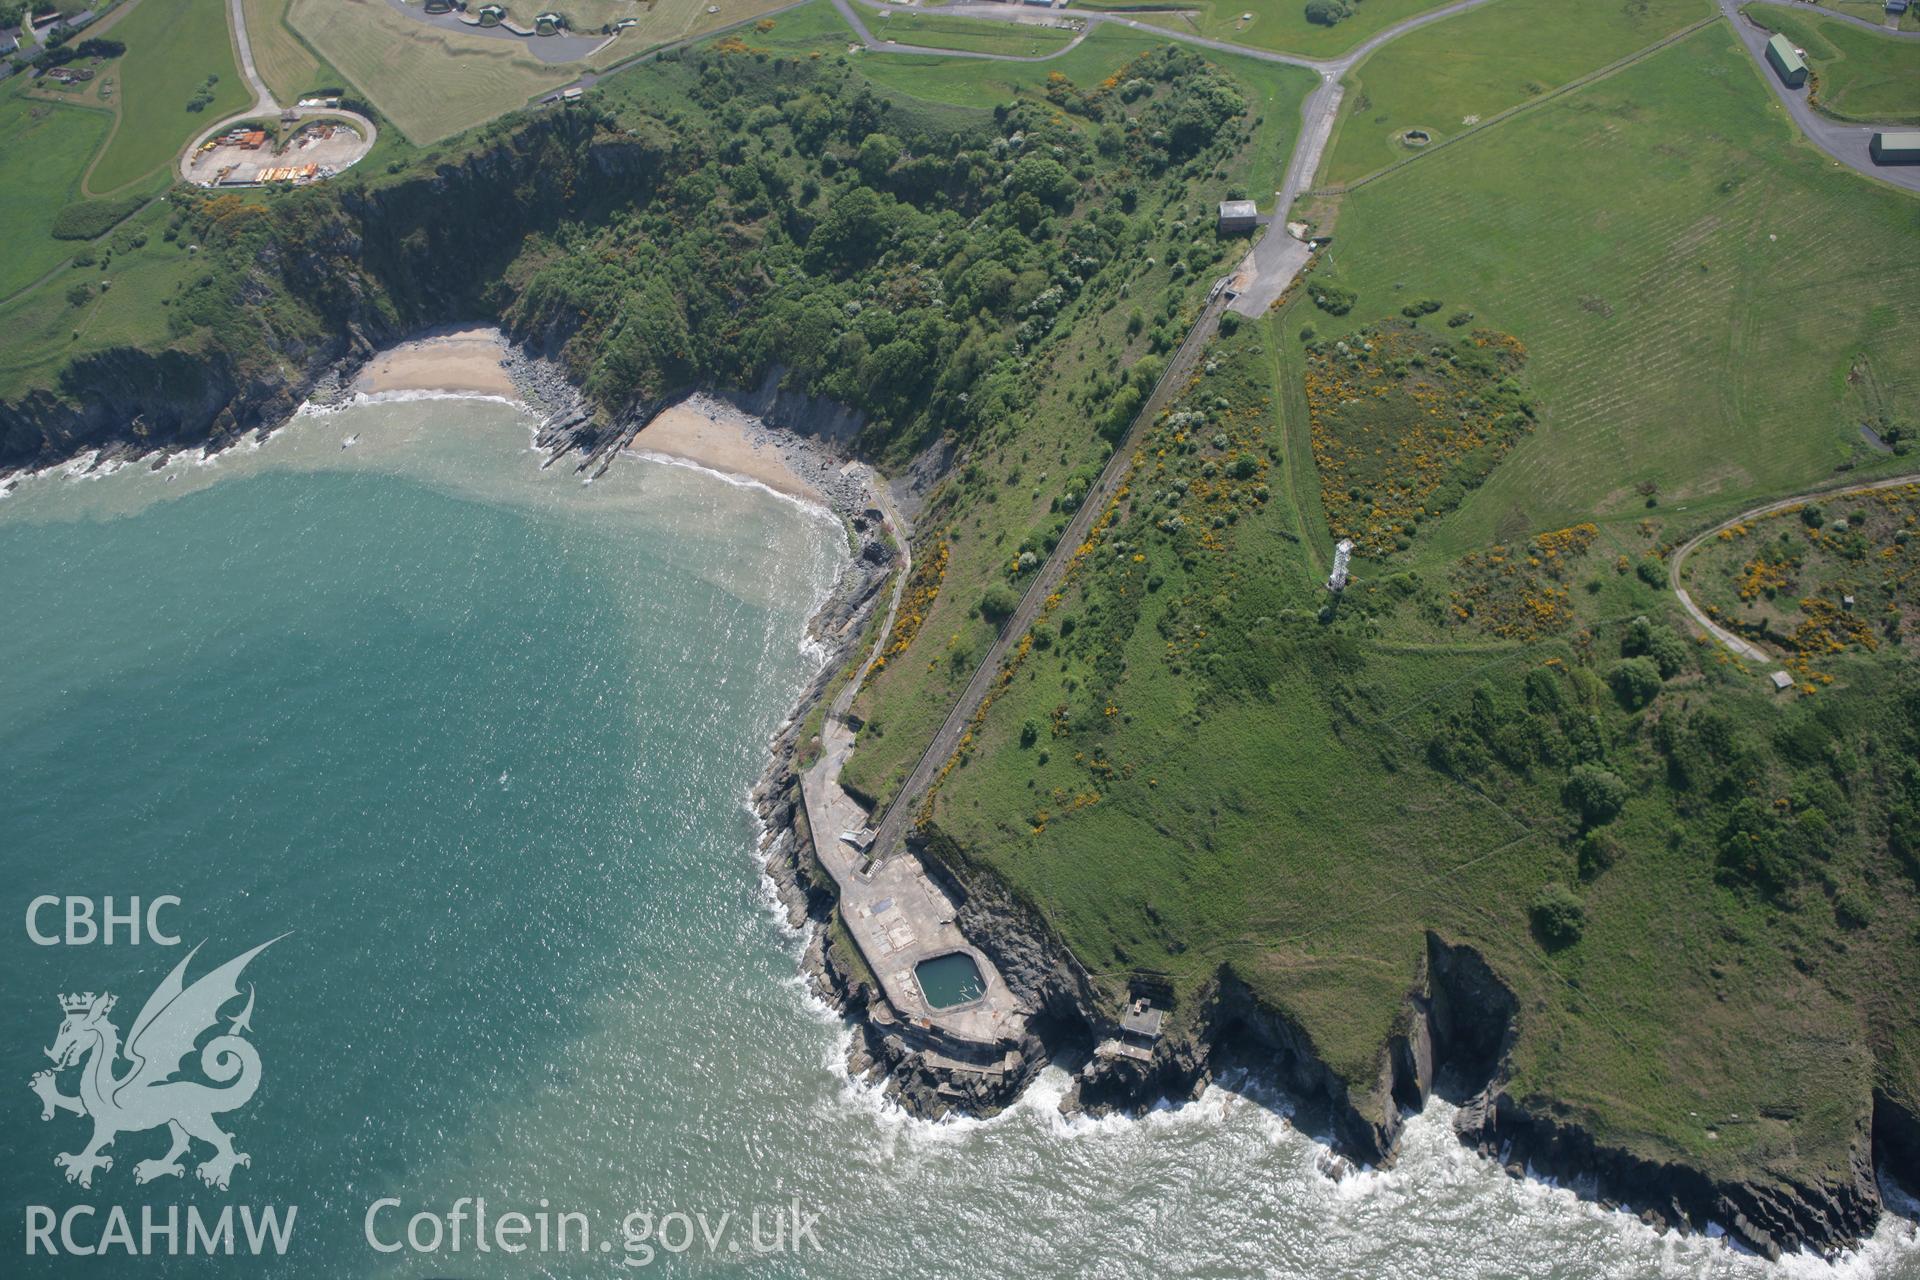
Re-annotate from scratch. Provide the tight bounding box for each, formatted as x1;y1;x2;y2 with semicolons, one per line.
7;255;1915;1267
1;107;1914;1276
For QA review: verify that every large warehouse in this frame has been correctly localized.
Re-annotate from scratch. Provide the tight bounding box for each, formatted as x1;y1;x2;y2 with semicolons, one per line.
1870;131;1920;166
1765;33;1807;88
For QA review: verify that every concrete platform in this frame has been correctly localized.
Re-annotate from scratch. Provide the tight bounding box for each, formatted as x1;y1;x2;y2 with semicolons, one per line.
798;473;1028;1053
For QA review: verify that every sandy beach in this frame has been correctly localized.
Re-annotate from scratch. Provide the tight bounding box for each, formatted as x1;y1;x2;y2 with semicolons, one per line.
629;400;826;505
351;331;838;509
353;326;517;399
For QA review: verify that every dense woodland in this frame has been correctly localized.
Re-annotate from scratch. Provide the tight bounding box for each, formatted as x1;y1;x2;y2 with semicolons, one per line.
161;44;1254;463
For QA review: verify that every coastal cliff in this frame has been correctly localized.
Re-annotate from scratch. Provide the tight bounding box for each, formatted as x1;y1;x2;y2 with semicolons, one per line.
1;113;669;474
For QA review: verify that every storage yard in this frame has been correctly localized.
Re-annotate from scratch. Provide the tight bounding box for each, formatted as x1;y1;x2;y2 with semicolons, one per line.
182;118;371;187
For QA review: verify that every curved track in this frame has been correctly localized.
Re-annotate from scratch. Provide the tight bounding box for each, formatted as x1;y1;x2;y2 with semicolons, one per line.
1669;473;1920;666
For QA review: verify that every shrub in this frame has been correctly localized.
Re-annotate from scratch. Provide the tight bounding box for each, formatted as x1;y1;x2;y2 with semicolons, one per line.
1308;280;1355;315
1645;628;1689;678
1834;887;1871;930
1622;615;1690;678
1217;311;1241;336
1446;310;1474;328
1634;556;1665;588
1578;830;1624;880
1607;657;1664;709
51;198;143;240
1563;764;1627;827
1401;297;1443;318
981;582;1021;623
1530;882;1586;948
1304;0;1352;26
1800;504;1824;529
1019;719;1040;748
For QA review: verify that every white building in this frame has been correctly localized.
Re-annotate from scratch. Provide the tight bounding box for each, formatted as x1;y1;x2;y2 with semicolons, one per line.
1327;539;1354;592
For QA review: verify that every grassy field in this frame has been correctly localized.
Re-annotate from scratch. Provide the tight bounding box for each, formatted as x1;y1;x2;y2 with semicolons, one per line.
1741;3;1920;124
1320;0;1712;186
1115;0;1461;59
582;0;793;67
242;0;344;103
866;11;1081;57
87;0;252;194
288;0;574;143
0;199;196;400
1311;23;1920;563
1823;0;1920;31
859;38;1143;107
0;93;114;299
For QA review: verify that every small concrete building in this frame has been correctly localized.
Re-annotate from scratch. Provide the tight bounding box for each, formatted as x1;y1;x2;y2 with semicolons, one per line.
476;4;506;25
1217;199;1259;233
1770;670;1795;693
1870;130;1920;166
1765;33;1807;89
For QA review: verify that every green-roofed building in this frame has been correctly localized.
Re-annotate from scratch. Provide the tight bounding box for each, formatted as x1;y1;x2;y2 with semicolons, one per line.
1870;131;1920;166
1765;33;1807;89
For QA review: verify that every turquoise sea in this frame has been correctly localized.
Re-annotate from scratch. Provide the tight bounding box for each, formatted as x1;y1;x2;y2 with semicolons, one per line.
2;397;1914;1278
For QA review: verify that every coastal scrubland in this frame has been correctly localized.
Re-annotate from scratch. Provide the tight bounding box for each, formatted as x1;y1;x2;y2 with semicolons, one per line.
829;34;1315;805
900;15;1920;1212
1740;3;1920;124
1685;482;1920;676
1320;0;1712;186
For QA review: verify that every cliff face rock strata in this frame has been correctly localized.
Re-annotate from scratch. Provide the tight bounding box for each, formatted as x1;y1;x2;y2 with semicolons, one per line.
763;758;1915;1268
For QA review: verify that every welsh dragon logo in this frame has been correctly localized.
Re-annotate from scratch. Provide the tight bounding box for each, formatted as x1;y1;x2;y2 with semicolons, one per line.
29;938;282;1191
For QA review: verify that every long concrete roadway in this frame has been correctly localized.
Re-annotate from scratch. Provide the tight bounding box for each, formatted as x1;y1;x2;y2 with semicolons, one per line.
864;288;1232;870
